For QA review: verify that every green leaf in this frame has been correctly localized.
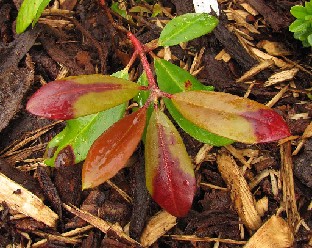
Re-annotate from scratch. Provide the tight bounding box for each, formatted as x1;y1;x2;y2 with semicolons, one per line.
289;19;309;32
152;3;162;17
33;0;50;27
154;58;213;93
44;70;129;167
134;72;150;108
154;58;233;146
111;1;128;18
290;5;307;19
308;33;312;46
16;0;51;34
133;73;153;143
305;1;312;14
158;13;219;46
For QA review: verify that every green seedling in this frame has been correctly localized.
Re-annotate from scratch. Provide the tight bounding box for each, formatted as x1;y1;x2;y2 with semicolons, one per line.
26;13;290;217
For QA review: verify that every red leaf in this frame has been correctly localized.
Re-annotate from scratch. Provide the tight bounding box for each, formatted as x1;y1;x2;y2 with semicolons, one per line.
26;75;140;120
82;107;147;189
145;109;196;217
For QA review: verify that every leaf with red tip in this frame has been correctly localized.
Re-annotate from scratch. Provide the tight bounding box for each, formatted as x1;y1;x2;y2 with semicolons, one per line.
26;74;141;120
82;107;146;189
145;109;196;217
171;91;291;144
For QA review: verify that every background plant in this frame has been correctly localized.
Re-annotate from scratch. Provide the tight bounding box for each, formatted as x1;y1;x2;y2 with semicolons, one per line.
26;13;290;217
289;0;312;47
16;0;51;34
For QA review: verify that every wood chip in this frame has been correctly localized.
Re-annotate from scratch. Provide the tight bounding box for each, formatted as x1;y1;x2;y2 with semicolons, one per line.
0;172;58;227
217;152;262;230
215;49;231;62
170;235;247;245
280;142;301;230
244;215;294;248
140;211;177;247
266;84;289;108
264;68;299;87
249;47;291;68
63;204;139;246
240;3;258;16
257;40;292;56
236;59;274;83
255;197;268;217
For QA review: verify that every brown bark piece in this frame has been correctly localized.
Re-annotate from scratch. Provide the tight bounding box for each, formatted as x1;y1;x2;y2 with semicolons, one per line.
0;56;34;132
213;21;258;71
294;140;312;188
40;36;86;75
54;163;82;206
245;0;291;31
36;166;63;223
130;157;150;241
0;26;41;74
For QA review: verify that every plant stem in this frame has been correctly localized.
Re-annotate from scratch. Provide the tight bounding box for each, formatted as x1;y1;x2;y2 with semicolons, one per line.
127;32;157;89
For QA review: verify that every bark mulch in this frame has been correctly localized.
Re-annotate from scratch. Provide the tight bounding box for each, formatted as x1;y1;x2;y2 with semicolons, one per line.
0;0;311;247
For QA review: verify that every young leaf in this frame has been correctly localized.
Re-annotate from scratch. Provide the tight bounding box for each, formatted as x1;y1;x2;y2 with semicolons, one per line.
82;107;147;189
154;58;232;146
16;0;51;34
44;70;129;167
158;13;218;46
145;109;196;217
26;74;141;120
171;91;291;144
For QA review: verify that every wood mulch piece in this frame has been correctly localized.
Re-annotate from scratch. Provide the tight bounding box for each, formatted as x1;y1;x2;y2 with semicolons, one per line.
0;0;311;247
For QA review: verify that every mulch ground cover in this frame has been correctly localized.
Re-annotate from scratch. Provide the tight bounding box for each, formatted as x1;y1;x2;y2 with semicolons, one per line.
0;0;311;247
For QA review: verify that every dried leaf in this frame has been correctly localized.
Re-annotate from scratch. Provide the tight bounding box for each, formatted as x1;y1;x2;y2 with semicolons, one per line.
171;91;290;144
145;109;196;217
82;107;147;189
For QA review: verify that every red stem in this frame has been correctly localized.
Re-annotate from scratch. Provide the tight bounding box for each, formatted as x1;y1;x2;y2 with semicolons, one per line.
127;32;157;89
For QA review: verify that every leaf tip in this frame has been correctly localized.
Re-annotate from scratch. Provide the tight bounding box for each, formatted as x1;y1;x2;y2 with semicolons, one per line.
243;109;291;143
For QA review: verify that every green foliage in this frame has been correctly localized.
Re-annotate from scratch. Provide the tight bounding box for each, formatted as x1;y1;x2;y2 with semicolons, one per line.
289;1;312;47
16;0;51;34
159;13;219;46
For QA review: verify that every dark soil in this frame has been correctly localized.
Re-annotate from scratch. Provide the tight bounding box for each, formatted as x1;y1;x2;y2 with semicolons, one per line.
0;0;311;247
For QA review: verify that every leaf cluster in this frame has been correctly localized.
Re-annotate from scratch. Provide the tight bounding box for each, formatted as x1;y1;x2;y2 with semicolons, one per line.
26;13;290;217
289;0;312;47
